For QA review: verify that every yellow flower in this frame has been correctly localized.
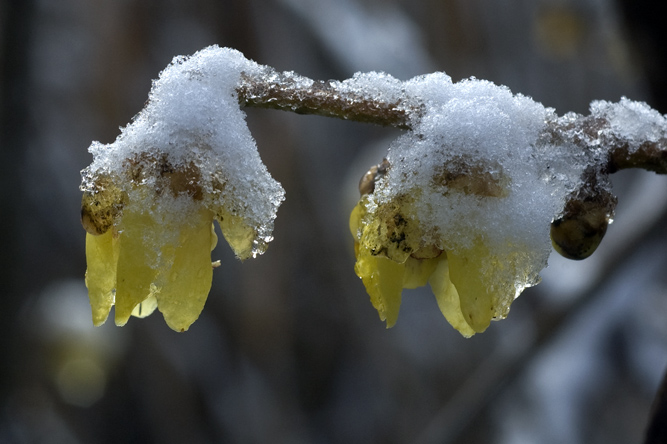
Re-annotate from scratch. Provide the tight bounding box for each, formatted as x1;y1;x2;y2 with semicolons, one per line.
81;154;277;332
84;206;217;332
350;161;542;337
79;46;287;332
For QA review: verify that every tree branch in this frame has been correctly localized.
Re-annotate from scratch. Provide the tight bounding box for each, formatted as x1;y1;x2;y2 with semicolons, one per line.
238;70;415;129
542;115;667;174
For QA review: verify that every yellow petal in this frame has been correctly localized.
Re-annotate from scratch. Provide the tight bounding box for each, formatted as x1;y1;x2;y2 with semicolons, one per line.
156;209;215;332
428;257;476;337
446;242;495;333
354;246;404;328
403;256;439;289
218;211;256;260
358;195;423;264
85;231;119;326
114;209;159;326
447;239;539;333
131;293;158;318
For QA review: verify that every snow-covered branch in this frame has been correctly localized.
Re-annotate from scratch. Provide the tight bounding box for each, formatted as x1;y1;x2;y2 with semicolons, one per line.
238;70;414;128
544;114;667;175
235;50;667;334
80;45;667;335
239;68;667;176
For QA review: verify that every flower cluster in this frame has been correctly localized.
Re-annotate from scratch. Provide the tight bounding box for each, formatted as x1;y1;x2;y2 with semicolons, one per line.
350;156;614;337
81;46;284;332
344;70;620;337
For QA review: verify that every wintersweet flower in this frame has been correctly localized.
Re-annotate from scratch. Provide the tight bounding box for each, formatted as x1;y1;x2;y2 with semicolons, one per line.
350;160;613;337
83;192;219;332
350;160;535;337
348;72;615;337
80;46;284;331
81;156;272;332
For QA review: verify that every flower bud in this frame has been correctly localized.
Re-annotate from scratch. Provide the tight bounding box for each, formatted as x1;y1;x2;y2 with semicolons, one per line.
550;183;616;260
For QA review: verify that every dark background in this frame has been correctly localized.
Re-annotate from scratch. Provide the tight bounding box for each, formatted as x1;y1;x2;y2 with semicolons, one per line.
2;0;667;443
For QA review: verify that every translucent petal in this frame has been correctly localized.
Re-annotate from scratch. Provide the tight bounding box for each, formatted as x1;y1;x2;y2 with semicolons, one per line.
403;256;439;289
131;293;158;318
448;238;541;333
218;211;256;260
156;209;215;332
85;231;119;326
428;257;476;337
114;209;159;326
354;246;405;328
446;241;498;333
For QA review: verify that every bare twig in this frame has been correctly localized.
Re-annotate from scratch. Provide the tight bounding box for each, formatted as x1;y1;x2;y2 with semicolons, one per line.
238;70;415;129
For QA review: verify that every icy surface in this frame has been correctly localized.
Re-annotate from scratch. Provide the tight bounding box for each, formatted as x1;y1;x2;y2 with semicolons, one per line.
81;46;285;258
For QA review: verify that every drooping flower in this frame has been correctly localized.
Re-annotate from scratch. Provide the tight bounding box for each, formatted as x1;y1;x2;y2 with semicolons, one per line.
349;72;615;337
350;160;541;337
81;46;284;332
81;155;276;332
350;160;613;336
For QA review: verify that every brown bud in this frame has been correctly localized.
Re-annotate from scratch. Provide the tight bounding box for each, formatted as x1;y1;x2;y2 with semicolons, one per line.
125;152;203;199
550;179;616;260
550;213;608;260
358;158;390;196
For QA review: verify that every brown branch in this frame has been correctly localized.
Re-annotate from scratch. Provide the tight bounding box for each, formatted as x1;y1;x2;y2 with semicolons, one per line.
238;70;415;129
609;139;667;174
237;67;667;262
543;115;667;174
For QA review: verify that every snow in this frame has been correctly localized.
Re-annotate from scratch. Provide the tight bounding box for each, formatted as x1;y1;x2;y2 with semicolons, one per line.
81;46;285;258
589;96;667;151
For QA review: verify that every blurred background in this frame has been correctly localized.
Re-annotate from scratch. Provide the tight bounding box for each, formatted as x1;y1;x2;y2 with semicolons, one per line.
2;0;667;443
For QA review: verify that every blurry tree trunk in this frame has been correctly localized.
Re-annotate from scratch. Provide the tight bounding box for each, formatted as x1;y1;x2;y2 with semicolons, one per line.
0;0;35;397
